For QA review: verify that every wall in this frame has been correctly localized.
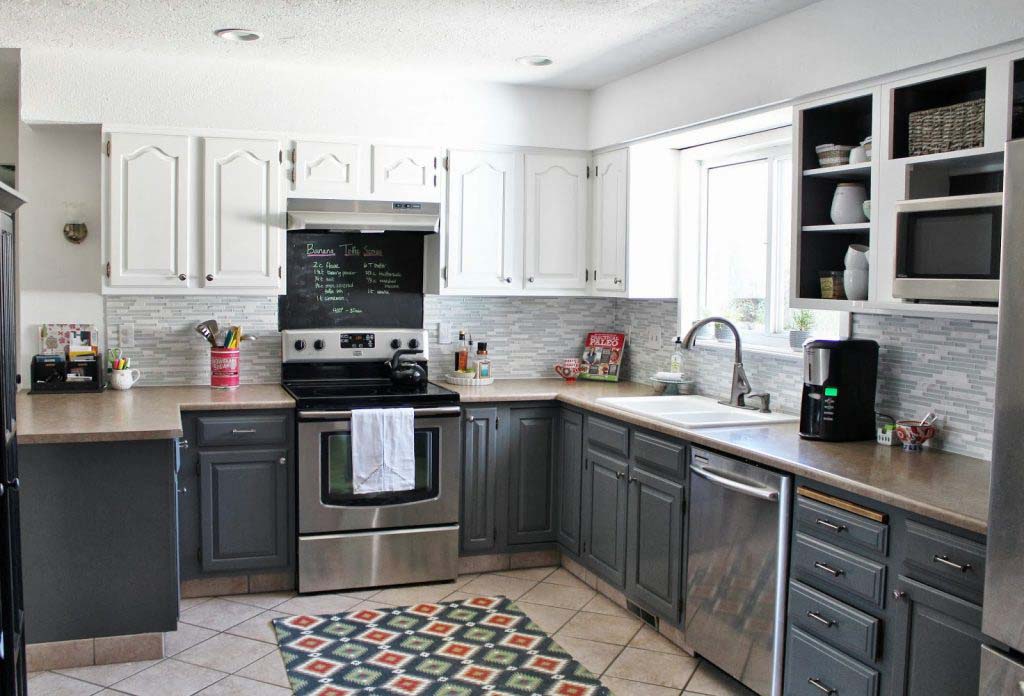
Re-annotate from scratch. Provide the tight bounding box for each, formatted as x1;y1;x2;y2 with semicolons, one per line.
589;0;1024;147
0;101;16;165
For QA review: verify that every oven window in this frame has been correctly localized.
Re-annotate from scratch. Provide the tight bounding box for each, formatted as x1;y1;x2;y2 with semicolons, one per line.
900;208;1001;279
320;428;440;506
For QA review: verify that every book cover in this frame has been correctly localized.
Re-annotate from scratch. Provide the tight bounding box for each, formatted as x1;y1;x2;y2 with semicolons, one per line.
580;332;626;382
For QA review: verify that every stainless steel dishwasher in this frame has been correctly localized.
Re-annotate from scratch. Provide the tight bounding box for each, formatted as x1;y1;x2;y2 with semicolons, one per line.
686;447;791;696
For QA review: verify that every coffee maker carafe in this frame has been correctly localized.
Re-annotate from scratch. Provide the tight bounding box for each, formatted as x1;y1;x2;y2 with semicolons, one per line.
799;339;879;441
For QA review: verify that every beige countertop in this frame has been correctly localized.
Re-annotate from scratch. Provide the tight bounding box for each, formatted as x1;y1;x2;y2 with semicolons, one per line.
444;378;990;534
16;385;294;445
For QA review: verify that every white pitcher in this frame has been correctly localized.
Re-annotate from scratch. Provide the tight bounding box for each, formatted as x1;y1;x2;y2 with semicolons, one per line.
830;183;868;224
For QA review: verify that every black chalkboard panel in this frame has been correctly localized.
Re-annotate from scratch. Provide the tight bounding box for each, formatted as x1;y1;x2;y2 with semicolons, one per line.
278;231;424;329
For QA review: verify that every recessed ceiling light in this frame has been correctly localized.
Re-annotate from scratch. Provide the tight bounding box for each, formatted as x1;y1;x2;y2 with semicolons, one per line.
516;55;553;67
215;28;262;42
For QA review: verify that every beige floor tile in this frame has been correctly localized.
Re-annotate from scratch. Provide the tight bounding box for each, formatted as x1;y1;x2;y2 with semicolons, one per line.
560;555;595;587
494;566;556;581
220;592;295;610
273;593;361;617
27;671;104;695
56;660;161;687
684;661;757;696
441;591;476;603
336;588;380;599
236;652;290;688
453;573;480;587
512;601;577;634
557;611;643;645
224;610;288;644
350;600;398;612
164;623;218;657
600;675;682;696
175;633;276;674
581;593;635;618
459;573;538;599
629;626;685;655
605;647;699;689
180;597;212;612
371;581;464;605
179;598;265;632
95;633;163;665
550;635;623;674
544;567;592;588
113;658;226;696
519;581;596;610
197;674;291;694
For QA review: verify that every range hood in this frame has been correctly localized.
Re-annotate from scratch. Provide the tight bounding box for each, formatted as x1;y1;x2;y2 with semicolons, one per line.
287;199;440;233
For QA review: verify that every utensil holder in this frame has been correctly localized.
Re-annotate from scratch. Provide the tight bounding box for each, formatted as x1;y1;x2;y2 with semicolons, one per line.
211;347;240;389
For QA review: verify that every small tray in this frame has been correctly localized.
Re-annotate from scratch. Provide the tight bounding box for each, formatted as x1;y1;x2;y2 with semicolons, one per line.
445;373;494;387
651;376;695;395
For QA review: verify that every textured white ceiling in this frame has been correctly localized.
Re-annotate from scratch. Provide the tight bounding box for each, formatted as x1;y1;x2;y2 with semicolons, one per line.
0;0;818;89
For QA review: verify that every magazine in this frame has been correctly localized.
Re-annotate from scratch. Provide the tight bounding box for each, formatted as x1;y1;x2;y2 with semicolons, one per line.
580;332;626;382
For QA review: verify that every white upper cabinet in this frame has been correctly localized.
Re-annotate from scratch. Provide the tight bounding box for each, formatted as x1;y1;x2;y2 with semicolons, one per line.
371;144;441;202
106;133;190;288
445;150;520;291
202;137;283;290
523;153;588;291
591;149;628;293
291;140;360;198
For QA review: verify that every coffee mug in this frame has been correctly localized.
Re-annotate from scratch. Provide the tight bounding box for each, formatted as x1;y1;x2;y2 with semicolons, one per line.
554;358;580;382
109;368;142;391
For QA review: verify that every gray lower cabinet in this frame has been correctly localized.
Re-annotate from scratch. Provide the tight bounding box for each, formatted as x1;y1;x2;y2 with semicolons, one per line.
581;447;628;587
555;409;584;555
507;408;557;545
625;465;684;621
460;407;499;554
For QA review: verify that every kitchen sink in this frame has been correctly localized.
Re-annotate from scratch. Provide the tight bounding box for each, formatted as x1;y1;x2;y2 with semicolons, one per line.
596;395;799;428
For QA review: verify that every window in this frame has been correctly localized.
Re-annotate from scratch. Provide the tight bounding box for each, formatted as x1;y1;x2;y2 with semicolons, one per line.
683;130;844;351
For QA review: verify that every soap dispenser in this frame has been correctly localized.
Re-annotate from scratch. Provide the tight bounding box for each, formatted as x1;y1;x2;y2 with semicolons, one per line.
669;338;684;373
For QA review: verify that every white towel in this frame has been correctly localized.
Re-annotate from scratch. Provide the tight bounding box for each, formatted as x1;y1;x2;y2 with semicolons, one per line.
351;408;416;494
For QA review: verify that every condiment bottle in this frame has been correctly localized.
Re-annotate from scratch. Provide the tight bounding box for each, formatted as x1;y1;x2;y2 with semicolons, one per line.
456;331;470;372
474;342;491;379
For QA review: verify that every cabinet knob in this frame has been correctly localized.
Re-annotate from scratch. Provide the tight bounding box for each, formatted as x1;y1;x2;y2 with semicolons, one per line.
278;457;287;465
466;415;476;422
614;277;623;285
504;277;512;283
177;486;188;495
178;439;189;449
528;277;535;283
206;274;214;282
892;590;907;600
5;478;19;491
178;273;187;281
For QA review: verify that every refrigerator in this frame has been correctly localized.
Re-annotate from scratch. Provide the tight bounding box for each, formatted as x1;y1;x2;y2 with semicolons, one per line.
980;138;1024;693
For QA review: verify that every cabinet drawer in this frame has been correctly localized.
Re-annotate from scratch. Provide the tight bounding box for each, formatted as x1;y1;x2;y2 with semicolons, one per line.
631;431;686;481
786;626;879;696
796;495;889;556
793;533;887;607
903;520;985;599
788;580;880;664
197;414;289;447
586;415;629;457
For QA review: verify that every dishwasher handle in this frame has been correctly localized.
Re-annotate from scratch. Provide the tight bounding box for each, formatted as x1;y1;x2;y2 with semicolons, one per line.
691;462;780;501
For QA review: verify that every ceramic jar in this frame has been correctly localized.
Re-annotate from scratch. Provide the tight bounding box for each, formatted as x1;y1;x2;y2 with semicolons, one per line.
844;244;869;270
830;183;868;224
109;368;142;390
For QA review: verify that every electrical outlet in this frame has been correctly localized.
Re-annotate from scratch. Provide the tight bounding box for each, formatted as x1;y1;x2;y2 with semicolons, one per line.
117;323;135;348
648;326;663;348
437;322;453;345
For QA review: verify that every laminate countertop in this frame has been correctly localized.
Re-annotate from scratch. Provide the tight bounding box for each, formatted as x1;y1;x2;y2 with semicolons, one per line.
444;378;991;534
16;385;295;445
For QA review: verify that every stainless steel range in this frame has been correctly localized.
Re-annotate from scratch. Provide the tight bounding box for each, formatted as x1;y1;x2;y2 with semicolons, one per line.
282;328;461;594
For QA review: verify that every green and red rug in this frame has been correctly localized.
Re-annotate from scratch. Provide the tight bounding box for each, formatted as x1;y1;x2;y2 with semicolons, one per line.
272;595;613;695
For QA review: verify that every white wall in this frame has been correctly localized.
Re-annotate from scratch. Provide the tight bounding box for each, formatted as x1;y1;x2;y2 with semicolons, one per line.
16;124;103;378
589;0;1024;147
0;102;16;165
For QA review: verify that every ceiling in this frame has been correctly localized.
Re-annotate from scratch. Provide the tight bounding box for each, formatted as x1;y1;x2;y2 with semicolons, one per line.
0;0;819;90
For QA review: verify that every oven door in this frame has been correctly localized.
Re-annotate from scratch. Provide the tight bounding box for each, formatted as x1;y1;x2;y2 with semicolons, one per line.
893;193;1002;302
298;406;461;534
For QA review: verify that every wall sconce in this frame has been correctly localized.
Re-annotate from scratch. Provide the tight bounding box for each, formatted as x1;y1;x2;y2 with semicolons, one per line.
63;201;88;244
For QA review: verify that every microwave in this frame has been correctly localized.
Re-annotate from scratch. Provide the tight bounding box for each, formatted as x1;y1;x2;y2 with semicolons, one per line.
893;192;1003;303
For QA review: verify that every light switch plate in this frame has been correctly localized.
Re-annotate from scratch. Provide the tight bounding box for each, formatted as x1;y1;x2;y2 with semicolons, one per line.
117;323;135;348
437;322;453;345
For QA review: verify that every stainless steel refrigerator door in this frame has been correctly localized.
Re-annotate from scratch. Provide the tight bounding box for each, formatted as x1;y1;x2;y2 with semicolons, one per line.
686;449;791;696
980;645;1024;695
984;139;1024;653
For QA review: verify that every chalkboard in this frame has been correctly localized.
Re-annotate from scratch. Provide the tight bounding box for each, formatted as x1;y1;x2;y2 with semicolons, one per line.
278;231;424;329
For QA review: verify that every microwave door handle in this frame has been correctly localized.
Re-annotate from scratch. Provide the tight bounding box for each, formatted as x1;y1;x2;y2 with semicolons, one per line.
299;406;462;419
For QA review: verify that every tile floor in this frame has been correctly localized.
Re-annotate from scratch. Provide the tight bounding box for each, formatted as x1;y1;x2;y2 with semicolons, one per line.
28;566;755;695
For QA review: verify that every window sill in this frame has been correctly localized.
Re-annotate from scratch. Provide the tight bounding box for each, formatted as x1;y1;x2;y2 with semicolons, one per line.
692;337;804;360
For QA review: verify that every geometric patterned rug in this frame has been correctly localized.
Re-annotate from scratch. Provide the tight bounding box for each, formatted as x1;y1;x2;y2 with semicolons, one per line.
272;595;614;695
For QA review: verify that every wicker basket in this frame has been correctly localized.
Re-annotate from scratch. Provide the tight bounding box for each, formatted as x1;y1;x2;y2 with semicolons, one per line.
908;98;985;156
814;144;853;167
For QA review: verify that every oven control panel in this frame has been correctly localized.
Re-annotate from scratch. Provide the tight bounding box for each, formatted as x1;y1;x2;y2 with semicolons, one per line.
282;329;428;362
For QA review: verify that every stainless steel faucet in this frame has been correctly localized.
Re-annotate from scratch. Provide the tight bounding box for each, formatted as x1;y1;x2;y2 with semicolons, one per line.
679;316;771;412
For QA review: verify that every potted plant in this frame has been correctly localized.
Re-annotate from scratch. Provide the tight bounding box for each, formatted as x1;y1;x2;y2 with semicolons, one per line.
788;310;815;351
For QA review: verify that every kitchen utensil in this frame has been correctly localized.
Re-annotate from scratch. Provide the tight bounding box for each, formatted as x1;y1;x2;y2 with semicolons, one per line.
895;420;938;451
830;182;868;224
109;368;142;391
554;358;581;383
844;244;869;270
388;349;427;388
843;269;869;301
195;320;219;347
919;411;938;427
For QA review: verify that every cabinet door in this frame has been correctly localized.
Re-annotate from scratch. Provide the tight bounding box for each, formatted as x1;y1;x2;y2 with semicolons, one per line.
507;408;557;546
106;133;190;288
556;410;584;555
890;575;985;696
460;407;499;554
445;150;520;290
523;153;588;290
292;140;360;198
592;149;628;292
582;448;628;587
199;448;290;572
203;137;283;290
371;144;440;202
626;466;684;621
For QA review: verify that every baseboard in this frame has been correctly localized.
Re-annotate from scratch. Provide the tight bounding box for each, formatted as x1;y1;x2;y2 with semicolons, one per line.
27;632;164;672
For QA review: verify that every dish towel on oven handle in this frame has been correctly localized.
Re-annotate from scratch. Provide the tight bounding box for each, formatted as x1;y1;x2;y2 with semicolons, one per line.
351;408;416;493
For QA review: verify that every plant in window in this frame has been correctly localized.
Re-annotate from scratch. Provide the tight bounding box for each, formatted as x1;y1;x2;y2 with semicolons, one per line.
787;309;816;351
729;297;766;332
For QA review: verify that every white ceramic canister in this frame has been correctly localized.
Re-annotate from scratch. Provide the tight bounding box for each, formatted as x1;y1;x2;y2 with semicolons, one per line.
849;145;867;164
843;269;869;301
830;183;868;224
844;244;869;270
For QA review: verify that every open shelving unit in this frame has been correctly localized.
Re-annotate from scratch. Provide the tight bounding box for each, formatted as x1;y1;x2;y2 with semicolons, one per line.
891;68;987;159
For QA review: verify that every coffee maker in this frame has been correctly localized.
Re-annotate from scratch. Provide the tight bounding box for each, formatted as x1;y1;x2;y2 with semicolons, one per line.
799;339;879;441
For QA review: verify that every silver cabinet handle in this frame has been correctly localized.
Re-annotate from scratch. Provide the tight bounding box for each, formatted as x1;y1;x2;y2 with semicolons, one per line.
814;561;844;577
231;428;256;434
806;611;835;627
690;463;779;501
933;554;971;572
178;439;189;449
815;518;846;533
808;678;836;695
300;406;462;420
